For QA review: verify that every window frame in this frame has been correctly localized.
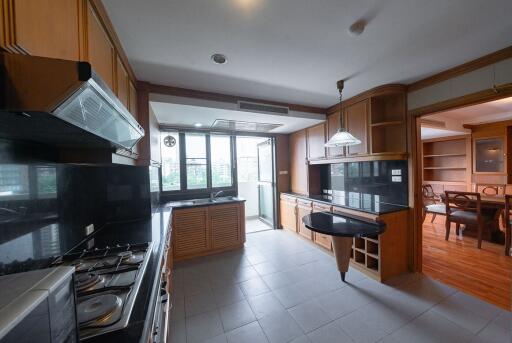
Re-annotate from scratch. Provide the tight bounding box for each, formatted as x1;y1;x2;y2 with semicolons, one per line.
159;130;238;199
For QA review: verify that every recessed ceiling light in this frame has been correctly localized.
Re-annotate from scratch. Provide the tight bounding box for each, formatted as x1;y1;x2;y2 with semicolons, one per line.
194;122;203;127
211;53;227;65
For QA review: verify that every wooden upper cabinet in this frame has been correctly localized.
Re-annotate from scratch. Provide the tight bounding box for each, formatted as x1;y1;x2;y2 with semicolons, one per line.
290;130;308;195
307;123;326;160
327;112;344;157
0;0;81;60
115;55;129;109
346;100;369;155
128;81;137;119
86;1;114;90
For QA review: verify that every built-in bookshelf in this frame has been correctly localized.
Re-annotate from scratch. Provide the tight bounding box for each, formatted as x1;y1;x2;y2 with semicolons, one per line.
422;136;471;192
370;92;406;154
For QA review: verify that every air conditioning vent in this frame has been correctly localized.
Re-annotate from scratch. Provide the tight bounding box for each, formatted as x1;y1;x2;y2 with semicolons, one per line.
211;119;282;132
237;101;289;115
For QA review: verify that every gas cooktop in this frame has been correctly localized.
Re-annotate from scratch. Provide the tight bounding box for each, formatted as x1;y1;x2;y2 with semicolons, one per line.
54;242;152;340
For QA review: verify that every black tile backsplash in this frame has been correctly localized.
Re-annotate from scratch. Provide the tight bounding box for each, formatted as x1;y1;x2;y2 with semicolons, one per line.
0;139;159;275
320;160;408;207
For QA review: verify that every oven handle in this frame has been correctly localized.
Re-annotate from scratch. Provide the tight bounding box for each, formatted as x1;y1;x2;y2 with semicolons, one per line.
160;291;169;343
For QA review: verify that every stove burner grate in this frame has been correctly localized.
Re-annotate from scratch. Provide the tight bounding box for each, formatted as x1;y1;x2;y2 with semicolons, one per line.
76;273;103;292
77;294;123;325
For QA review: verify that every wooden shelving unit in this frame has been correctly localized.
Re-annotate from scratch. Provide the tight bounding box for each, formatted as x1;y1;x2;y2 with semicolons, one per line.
422;136;471;192
350;235;380;275
370;92;406;154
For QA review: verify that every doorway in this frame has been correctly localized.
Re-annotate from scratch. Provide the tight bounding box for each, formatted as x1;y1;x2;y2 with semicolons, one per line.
236;136;276;233
415;97;512;310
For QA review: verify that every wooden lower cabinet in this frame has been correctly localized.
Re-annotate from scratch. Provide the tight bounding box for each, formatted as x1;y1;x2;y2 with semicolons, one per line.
210;203;245;250
279;194;409;282
312;202;333;251
296;199;313;240
173;207;209;259
333;206;408;282
172;202;245;261
280;195;297;232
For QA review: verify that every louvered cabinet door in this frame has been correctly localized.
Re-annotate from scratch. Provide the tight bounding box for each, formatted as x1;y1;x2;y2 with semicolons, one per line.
173;207;210;258
210;203;243;250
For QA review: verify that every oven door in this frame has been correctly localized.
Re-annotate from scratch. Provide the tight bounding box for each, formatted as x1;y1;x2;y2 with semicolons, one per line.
151;271;169;343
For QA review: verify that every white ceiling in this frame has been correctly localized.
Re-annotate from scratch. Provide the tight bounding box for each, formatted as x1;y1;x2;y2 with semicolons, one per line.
103;0;512;108
150;99;325;133
420;96;512;139
430;97;512;125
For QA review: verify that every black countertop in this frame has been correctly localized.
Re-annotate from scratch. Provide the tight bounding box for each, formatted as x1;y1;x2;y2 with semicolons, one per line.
75;206;172;343
302;212;386;237
283;192;408;215
165;196;246;209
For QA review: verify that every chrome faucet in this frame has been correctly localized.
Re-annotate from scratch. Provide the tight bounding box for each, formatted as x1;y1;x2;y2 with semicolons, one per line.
210;190;224;200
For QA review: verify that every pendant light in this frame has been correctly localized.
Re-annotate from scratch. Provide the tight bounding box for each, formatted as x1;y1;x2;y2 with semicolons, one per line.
324;80;361;147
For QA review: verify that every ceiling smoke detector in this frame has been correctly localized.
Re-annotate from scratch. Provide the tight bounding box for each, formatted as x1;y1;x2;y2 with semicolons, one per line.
211;53;227;65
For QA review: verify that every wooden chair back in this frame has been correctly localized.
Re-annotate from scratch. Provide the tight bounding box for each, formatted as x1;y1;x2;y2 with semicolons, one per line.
505;195;512;256
444;191;481;217
422;184;437;206
474;183;506;195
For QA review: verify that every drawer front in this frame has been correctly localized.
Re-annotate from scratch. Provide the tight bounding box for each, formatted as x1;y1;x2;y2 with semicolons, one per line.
313;202;332;212
280;194;297;203
314;232;332;250
297;199;312;207
298;224;313;240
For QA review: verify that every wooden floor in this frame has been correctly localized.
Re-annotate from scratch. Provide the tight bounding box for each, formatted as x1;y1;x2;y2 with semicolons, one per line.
422;213;512;311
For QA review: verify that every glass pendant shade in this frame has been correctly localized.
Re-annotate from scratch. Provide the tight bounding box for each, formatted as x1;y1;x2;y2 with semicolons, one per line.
324;130;361;147
324;79;362;148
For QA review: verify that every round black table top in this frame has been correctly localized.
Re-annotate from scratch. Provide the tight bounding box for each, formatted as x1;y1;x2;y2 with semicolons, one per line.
302;212;386;237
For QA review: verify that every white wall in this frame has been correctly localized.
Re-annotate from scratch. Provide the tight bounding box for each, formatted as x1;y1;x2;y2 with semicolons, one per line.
408;58;512;110
238;181;259;217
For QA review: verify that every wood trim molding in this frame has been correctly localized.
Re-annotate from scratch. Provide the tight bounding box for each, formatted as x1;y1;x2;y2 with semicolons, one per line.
88;0;136;82
421;134;470;143
463;119;512;130
326;84;406;114
308;153;408;165
407;46;512;93
147;83;326;114
408;86;512;118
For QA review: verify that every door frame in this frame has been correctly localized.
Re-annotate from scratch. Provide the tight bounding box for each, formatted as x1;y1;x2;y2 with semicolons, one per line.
410;89;512;272
235;135;278;230
256;138;276;227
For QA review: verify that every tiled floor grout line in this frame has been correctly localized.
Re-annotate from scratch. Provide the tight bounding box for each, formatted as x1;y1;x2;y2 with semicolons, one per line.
174;230;509;343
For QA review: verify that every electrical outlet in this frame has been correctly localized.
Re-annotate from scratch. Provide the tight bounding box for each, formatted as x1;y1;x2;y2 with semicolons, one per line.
85;224;94;235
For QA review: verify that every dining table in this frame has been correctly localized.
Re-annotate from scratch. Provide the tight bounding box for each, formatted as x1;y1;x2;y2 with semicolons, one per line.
440;193;506;243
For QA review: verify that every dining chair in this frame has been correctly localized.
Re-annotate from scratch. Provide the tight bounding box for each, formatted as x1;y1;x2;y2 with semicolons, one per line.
475;183;506;225
444;191;495;249
504;195;512;256
422;185;445;223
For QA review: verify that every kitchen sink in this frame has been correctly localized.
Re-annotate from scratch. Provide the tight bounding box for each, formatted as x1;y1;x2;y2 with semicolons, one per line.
179;196;238;206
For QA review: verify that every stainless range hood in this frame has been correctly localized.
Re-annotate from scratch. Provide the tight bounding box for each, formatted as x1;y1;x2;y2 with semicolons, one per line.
0;53;144;150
